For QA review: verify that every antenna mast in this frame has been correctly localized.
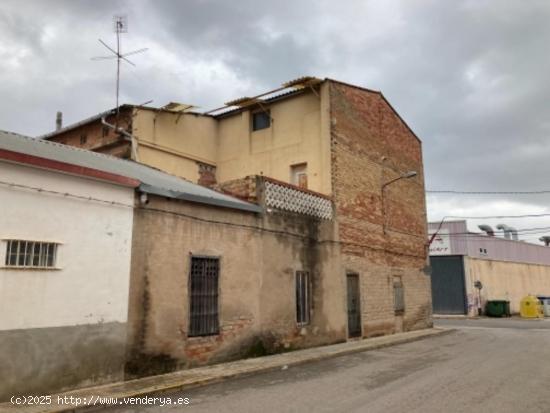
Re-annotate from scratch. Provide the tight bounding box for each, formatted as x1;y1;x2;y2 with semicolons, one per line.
114;15;125;115
92;15;148;120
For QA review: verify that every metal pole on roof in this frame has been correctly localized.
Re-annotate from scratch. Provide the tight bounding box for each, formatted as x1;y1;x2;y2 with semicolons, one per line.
91;15;148;124
116;20;121;116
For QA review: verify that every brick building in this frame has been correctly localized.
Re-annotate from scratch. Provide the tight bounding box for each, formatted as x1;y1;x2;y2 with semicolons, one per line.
37;77;432;370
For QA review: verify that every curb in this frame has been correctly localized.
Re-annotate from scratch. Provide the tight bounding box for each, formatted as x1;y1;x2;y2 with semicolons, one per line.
1;327;453;413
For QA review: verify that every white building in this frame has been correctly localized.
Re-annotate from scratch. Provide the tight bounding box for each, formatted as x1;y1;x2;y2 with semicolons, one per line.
0;130;136;399
0;130;257;400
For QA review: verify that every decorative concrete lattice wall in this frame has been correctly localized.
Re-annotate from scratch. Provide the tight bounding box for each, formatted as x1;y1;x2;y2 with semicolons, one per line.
264;180;333;220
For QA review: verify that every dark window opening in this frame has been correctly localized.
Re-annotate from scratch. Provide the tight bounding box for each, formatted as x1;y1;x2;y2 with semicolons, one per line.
252;111;271;131
296;271;311;325
80;134;87;145
189;256;220;336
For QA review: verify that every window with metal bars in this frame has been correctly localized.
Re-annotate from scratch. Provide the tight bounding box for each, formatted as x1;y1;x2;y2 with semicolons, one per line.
189;256;220;337
296;271;311;325
4;240;58;269
393;276;405;314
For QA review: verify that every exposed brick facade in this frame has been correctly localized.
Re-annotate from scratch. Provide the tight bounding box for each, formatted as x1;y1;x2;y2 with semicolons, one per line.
197;162;217;187
214;176;259;203
47;108;133;159
329;80;432;337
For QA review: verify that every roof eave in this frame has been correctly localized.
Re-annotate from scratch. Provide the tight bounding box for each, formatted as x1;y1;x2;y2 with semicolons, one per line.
139;184;263;213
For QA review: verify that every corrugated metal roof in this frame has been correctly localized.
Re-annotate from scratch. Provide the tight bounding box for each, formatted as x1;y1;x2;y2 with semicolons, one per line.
0;130;261;213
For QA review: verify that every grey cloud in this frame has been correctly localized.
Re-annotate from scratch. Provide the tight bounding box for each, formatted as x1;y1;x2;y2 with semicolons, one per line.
1;0;550;229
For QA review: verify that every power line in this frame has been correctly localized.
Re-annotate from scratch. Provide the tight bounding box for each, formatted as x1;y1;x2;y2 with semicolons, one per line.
1;178;425;259
433;213;550;220
427;190;550;195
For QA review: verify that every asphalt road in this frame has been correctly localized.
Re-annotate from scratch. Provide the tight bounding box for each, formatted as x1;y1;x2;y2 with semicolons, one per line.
105;318;550;413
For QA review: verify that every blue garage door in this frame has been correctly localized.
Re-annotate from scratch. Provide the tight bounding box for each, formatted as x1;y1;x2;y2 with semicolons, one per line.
430;255;467;315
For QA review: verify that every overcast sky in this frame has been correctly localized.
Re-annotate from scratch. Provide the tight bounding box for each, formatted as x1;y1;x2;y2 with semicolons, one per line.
2;0;550;242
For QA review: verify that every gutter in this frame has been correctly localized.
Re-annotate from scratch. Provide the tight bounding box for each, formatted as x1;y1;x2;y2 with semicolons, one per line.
0;148;140;188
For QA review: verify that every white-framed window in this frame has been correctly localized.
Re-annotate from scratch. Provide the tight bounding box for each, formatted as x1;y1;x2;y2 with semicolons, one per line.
4;240;58;269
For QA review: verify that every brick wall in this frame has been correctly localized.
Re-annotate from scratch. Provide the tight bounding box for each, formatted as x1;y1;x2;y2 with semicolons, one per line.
46;108;133;158
329;80;432;337
213;176;259;203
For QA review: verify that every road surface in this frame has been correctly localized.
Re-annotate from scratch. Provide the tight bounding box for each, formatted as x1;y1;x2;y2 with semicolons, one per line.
103;318;550;413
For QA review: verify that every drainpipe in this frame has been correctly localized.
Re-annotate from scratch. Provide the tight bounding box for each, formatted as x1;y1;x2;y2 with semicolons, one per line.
101;116;139;161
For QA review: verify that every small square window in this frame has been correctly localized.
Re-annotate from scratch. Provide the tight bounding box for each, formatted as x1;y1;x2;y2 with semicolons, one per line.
252;111;271;131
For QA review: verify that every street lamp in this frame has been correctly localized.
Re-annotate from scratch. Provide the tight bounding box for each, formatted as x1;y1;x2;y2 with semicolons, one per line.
382;170;417;234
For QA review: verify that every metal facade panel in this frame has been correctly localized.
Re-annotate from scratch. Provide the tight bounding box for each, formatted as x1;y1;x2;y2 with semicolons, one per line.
429;219;550;266
430;255;467;315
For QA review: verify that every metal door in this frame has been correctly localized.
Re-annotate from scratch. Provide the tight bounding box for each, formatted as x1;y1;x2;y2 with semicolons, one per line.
430;255;467;314
347;273;361;338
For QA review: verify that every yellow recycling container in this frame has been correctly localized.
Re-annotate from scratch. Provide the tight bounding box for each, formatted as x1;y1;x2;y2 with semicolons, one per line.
520;295;544;319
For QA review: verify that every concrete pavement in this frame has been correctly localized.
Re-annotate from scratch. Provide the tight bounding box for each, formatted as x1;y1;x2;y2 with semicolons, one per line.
0;328;447;413
101;318;550;413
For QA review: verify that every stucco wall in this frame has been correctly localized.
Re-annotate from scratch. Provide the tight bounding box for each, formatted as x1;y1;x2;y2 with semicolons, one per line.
44;85;333;195
132;109;218;182
329;80;432;337
0;161;134;400
126;194;346;377
465;257;550;314
216;87;331;194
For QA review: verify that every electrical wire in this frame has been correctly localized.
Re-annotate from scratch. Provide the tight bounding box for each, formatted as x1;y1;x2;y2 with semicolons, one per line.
0;178;426;259
427;190;550;195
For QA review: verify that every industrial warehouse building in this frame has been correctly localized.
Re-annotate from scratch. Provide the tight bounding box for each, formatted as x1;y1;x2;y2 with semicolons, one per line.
429;220;550;315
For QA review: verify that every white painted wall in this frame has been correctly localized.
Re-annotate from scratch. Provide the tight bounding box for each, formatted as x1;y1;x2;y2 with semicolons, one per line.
0;161;134;330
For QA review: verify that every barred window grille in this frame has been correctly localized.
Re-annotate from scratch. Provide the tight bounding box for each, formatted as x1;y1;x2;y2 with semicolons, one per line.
264;180;333;220
296;271;311;325
393;276;405;313
4;240;58;268
189;257;220;337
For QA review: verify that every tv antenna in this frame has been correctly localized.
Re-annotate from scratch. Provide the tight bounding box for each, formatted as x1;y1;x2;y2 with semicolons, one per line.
91;15;148;118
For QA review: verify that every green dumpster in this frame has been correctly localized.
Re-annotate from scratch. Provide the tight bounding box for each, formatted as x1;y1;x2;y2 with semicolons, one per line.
485;300;511;317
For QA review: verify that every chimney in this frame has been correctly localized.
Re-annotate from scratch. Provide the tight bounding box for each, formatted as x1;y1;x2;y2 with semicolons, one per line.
56;111;63;131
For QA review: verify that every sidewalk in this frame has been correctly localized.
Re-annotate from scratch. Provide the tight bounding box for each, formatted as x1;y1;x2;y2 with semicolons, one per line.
0;327;451;413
